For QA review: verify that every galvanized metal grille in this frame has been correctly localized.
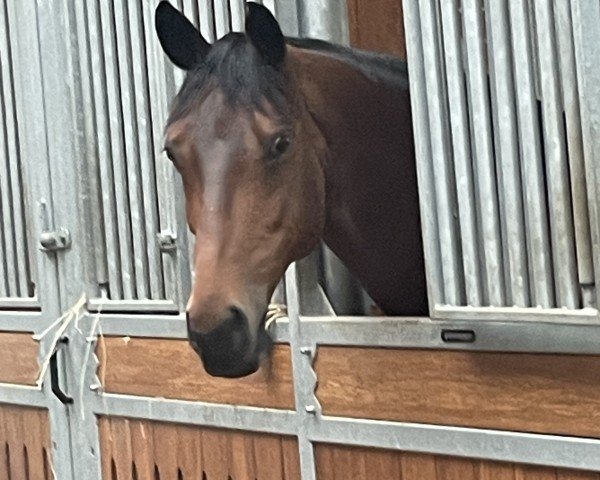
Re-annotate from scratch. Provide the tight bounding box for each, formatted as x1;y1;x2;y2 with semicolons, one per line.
0;0;35;301
404;0;598;314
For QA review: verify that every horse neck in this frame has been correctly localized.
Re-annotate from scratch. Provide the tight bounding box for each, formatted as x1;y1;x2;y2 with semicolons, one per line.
290;47;427;315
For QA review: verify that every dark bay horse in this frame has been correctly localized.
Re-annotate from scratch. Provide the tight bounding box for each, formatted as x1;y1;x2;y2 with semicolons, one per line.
155;1;427;377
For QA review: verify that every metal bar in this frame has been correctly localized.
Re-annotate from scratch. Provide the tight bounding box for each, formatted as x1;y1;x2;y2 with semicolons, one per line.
402;0;444;311
297;0;349;44
462;0;505;306
182;0;198;27
197;0;216;43
571;0;600;313
0;312;43;333
418;0;464;306
85;0;123;301
262;0;276;17
273;0;299;37
433;304;597;324
0;297;39;309
285;263;317;480
0;384;46;408
533;0;580;309
73;0;108;302
508;0;555;308
310;416;600;472
554;0;595;302
439;0;482;307
114;0;149;300
229;0;245;31
99;0;136;299
0;3;28;299
0;70;18;297
128;0;164;300
213;0;230;39
91;393;299;435
485;0;530;307
87;298;178;313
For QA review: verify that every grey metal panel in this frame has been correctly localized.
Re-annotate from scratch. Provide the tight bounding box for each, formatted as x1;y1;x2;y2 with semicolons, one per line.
99;0;136;300
297;0;349;44
0;384;47;408
230;0;245;31
85;0;124;301
554;0;595;305
533;0;580;309
419;0;464;306
114;0;150;300
274;0;299;37
403;0;444;311
508;0;555;308
484;0;530;307
127;0;165;300
571;0;600;313
462;0;505;306
439;0;482;307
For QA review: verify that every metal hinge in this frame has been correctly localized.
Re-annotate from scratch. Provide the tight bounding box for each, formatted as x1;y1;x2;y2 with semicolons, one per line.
157;230;177;252
40;228;71;252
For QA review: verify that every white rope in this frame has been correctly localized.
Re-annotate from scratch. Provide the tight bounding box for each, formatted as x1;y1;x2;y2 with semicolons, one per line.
34;294;87;388
265;303;287;330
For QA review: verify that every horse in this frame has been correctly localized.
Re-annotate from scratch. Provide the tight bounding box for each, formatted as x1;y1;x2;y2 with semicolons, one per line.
155;1;427;378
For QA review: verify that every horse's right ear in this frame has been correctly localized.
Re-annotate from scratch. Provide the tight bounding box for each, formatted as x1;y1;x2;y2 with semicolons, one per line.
155;1;209;70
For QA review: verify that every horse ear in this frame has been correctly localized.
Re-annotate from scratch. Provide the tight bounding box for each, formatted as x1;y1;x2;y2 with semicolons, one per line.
245;2;286;66
155;1;209;70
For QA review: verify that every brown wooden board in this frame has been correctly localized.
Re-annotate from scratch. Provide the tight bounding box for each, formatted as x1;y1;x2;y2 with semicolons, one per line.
315;444;600;480
98;337;295;409
315;347;600;438
0;332;39;385
346;0;407;58
0;404;52;479
99;417;300;480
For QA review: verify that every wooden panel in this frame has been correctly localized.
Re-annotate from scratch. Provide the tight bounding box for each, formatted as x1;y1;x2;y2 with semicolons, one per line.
315;444;600;480
0;404;52;479
0;332;39;385
99;417;300;480
315;347;600;437
347;0;406;58
98;337;294;409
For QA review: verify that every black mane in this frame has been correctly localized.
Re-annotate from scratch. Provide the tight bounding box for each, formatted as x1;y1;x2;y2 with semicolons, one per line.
168;33;409;123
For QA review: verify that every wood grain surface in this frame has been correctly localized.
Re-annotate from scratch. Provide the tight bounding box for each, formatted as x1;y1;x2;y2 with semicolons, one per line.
315;444;600;480
98;337;295;409
315;347;600;437
0;404;52;479
99;416;300;480
347;0;407;58
0;332;39;385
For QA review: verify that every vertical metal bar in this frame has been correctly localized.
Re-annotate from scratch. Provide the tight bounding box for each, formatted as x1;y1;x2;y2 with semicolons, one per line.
128;0;165;300
262;0;276;17
213;0;230;39
403;0;444;311
0;75;18;297
554;0;595;306
419;0;464;306
114;0;150;300
229;0;245;31
274;0;299;37
533;0;580;309
297;0;349;45
508;0;555;308
197;0;216;43
182;0;199;27
72;0;108;301
99;0;136;299
0;5;29;299
285;264;317;480
485;0;530;307
439;0;483;307
462;0;505;306
86;0;123;300
571;0;600;311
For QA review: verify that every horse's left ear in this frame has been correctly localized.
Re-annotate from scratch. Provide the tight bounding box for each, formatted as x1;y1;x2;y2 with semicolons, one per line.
245;2;286;67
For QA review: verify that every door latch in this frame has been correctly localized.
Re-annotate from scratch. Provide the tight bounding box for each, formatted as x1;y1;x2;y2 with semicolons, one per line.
158;230;177;252
40;228;71;252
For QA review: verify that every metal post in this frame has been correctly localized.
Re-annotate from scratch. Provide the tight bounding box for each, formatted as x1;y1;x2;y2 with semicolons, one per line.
297;0;349;45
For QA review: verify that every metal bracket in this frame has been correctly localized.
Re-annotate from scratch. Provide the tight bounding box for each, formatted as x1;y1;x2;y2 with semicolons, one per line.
40;227;71;252
157;230;177;252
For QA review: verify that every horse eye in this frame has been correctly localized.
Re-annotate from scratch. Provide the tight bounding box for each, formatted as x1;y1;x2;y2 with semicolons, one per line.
269;135;290;159
165;148;177;165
